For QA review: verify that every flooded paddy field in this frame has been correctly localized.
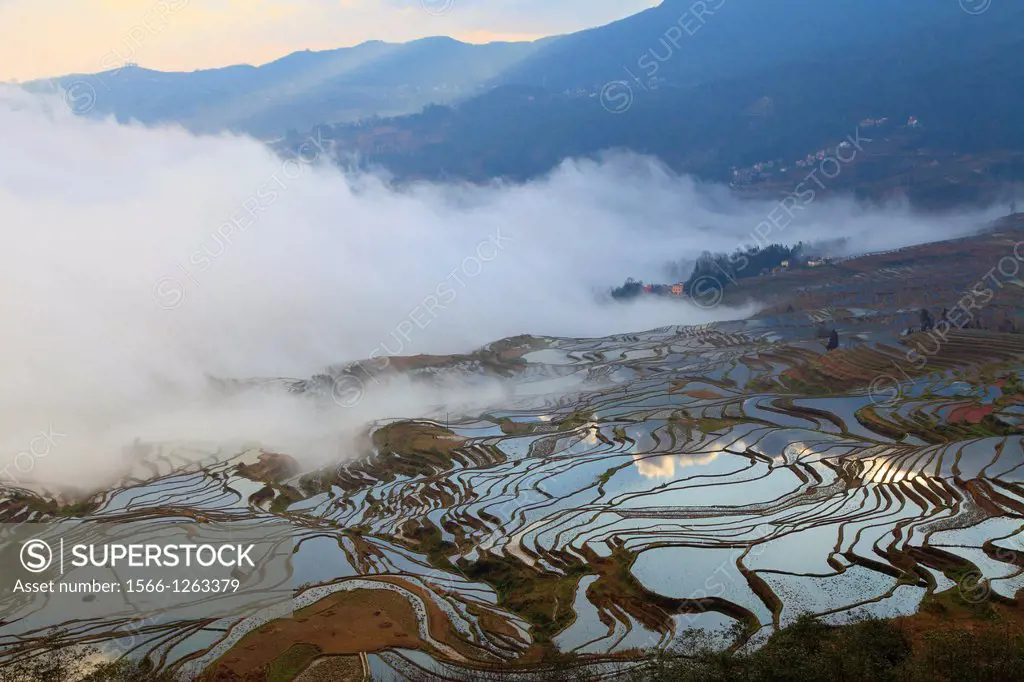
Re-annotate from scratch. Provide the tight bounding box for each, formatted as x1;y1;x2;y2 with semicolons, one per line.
4;229;1024;680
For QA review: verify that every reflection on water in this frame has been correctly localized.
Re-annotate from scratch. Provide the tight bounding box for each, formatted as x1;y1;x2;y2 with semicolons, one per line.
7;321;1024;675
632;451;724;478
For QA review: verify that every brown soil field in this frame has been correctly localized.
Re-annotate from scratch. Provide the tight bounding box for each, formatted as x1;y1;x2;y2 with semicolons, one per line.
208;589;423;679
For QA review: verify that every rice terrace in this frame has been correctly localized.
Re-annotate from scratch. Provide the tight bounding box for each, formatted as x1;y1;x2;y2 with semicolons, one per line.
6;1;1024;679
3;219;1024;680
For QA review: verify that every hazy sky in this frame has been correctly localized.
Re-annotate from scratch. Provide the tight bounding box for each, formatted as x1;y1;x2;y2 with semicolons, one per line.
0;0;660;81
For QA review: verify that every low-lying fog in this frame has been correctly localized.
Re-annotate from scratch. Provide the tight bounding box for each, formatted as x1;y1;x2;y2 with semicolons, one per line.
0;89;1004;493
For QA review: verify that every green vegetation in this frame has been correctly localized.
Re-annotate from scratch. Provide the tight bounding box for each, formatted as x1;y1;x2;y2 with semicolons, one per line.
0;631;176;682
414;613;1024;682
460;554;586;643
269;485;303;513
1000;372;1024;398
558;411;595;432
775;373;835;396
696;417;742;434
641;614;1024;682
267;644;321;682
15;610;1024;682
498;418;539;435
493;410;597;436
403;517;460;570
595;466;618;489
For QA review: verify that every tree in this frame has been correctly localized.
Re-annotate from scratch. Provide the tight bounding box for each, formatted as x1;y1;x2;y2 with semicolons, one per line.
0;630;175;682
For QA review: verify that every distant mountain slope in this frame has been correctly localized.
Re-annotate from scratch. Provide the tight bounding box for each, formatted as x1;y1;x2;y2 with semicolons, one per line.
24;0;1024;199
303;1;1024;205
496;0;971;90
24;0;977;139
25;37;546;137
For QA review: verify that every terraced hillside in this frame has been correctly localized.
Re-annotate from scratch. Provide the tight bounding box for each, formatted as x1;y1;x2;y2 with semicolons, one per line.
3;229;1024;680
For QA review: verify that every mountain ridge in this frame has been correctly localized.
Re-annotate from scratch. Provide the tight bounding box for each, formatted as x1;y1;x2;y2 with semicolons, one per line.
22;0;1024;200
24;36;548;136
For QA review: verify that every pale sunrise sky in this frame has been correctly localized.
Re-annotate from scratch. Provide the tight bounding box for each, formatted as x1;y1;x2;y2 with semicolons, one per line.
0;0;660;81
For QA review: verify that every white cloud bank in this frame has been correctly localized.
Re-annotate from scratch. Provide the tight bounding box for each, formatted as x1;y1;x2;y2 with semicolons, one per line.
0;90;1001;493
